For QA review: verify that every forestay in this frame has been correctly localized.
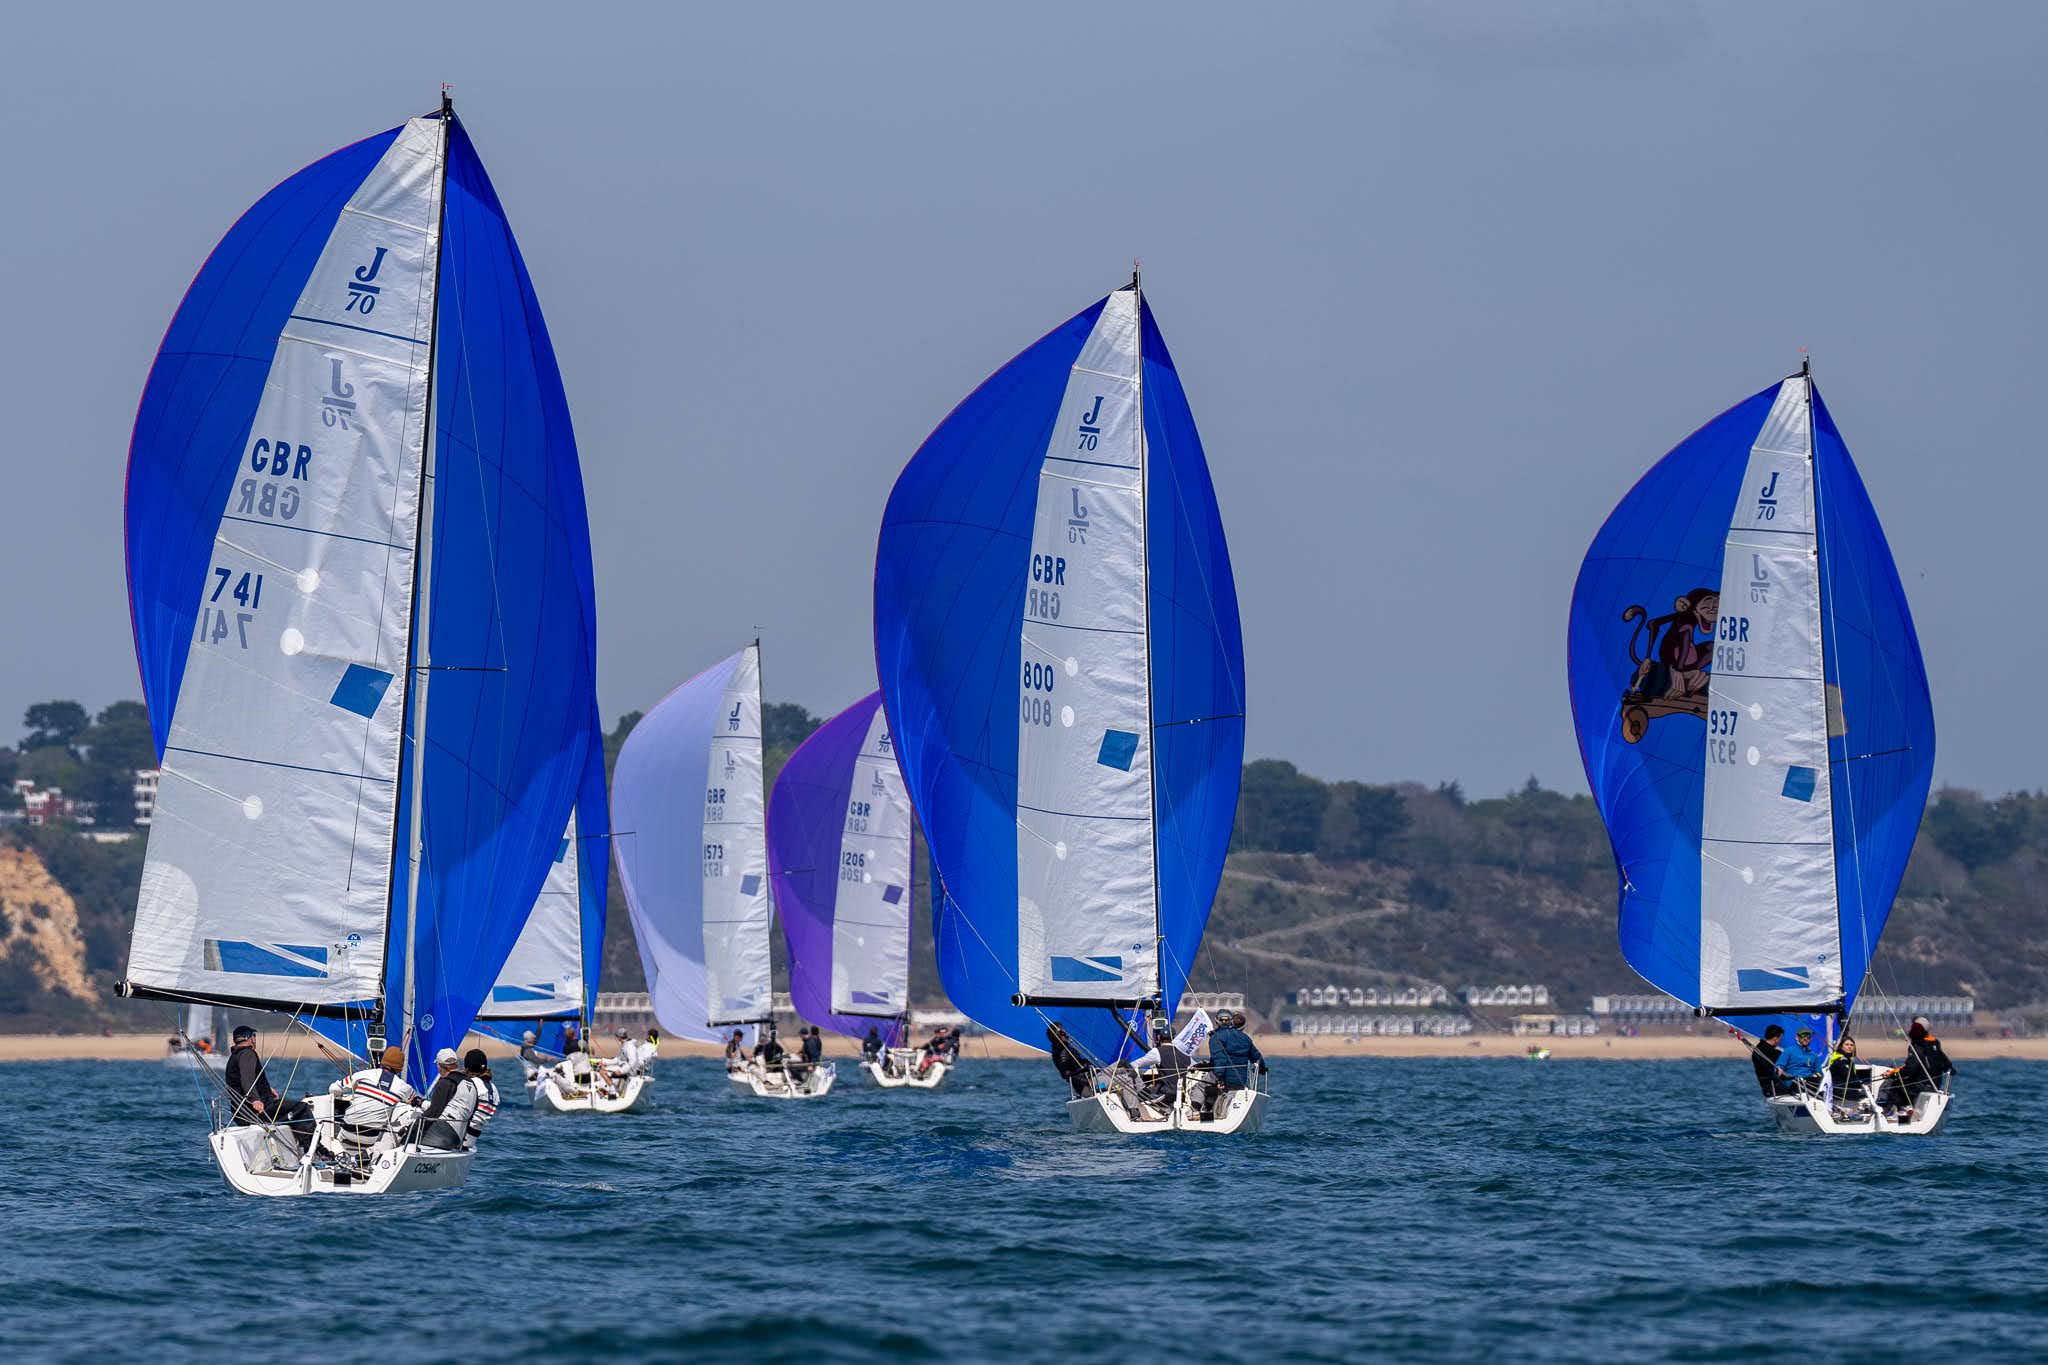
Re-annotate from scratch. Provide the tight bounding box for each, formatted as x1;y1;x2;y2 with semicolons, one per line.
614;646;774;1042
122;105;599;1087
1568;370;1934;1040
874;283;1244;1064
767;691;911;1044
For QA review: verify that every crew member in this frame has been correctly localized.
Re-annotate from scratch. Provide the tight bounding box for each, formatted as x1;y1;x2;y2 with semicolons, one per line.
1749;1024;1793;1096
224;1025;315;1150
414;1048;478;1150
1046;1023;1091;1098
519;1030;548;1090
861;1026;884;1067
1878;1017;1956;1116
463;1050;500;1148
1826;1035;1867;1110
1205;1010;1266;1118
331;1045;419;1152
724;1029;747;1070
1777;1026;1827;1094
1125;1019;1192;1111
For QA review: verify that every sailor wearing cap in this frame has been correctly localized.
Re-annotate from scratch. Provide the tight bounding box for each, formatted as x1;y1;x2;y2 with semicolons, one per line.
413;1047;482;1150
224;1024;316;1151
329;1045;421;1151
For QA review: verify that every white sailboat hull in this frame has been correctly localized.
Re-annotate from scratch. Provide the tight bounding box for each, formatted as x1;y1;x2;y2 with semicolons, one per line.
1766;1085;1952;1136
728;1062;836;1099
165;1051;227;1074
1067;1084;1267;1135
535;1071;650;1114
862;1051;949;1089
209;1122;472;1198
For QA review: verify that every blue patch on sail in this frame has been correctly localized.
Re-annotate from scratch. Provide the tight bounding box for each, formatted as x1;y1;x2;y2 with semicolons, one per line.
739;874;762;896
1096;730;1139;771
1051;954;1123;983
206;940;329;979
491;983;556;1003
554;838;570;864
881;884;904;905
1737;965;1811;993
1781;766;1818;802
330;664;395;718
852;990;892;1005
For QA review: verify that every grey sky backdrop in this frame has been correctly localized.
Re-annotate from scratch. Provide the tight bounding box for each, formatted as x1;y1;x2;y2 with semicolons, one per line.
3;2;2042;798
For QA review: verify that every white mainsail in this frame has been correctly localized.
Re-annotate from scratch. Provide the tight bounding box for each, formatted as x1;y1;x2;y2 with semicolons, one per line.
829;706;913;1017
1014;287;1156;1002
476;810;584;1021
126;117;446;1010
1700;375;1842;1008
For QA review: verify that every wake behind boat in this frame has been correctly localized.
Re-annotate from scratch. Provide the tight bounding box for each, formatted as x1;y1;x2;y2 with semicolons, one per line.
118;94;601;1194
875;274;1258;1134
1570;364;1942;1136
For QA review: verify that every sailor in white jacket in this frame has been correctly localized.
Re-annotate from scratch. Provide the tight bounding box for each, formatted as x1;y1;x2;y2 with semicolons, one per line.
329;1045;420;1151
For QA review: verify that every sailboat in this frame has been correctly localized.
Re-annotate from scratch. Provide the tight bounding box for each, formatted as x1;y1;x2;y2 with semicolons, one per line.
1569;364;1940;1135
874;275;1257;1133
766;691;938;1088
120;95;601;1194
165;1002;226;1072
473;711;644;1113
614;643;832;1099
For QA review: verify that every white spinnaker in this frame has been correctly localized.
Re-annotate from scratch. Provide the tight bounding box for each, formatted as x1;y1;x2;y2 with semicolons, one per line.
1014;288;1156;1001
1700;376;1842;1009
476;810;583;1020
613;650;740;1043
127;117;445;1008
703;644;774;1023
830;706;913;1016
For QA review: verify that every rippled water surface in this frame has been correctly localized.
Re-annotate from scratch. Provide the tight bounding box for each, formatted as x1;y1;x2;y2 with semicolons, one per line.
4;1056;2044;1362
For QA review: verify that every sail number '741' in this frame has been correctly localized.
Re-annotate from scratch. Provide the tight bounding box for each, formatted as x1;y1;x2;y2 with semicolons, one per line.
196;567;266;649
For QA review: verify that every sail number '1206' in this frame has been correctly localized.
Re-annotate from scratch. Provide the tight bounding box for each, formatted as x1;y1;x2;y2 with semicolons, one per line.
1022;660;1056;726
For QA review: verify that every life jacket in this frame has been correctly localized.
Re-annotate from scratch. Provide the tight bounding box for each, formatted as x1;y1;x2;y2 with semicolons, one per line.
466;1077;500;1141
335;1067;412;1146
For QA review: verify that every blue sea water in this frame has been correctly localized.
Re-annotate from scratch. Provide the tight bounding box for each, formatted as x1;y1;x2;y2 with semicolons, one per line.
2;1055;2043;1363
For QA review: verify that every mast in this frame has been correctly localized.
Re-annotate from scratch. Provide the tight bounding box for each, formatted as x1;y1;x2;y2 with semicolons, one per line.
1133;265;1163;1019
1803;355;1851;1021
391;89;455;1058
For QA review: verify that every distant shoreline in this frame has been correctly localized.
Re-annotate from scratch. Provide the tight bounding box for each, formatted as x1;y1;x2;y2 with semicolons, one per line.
4;1031;2041;1065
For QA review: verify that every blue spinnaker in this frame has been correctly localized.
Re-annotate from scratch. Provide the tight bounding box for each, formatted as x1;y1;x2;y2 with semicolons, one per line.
1568;375;1932;1042
874;288;1244;1064
123;109;596;1091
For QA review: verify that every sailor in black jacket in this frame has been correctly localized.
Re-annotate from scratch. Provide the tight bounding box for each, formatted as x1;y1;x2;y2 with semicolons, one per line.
224;1025;315;1150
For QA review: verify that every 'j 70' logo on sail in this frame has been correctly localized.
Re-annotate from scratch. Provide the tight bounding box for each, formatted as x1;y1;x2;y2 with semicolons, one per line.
346;246;389;314
1755;470;1779;522
320;358;356;430
1076;395;1104;452
1067;487;1090;545
1749;553;1770;605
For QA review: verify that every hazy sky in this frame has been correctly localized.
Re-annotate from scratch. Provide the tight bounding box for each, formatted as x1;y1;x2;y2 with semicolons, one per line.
3;3;2042;798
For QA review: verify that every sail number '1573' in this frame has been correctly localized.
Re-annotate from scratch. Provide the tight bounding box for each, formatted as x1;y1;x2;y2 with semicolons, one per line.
1022;660;1056;726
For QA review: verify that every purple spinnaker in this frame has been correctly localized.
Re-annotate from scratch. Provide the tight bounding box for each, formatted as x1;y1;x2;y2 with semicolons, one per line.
769;692;909;1045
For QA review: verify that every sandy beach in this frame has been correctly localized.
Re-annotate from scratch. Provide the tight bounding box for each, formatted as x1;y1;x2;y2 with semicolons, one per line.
4;1030;2040;1065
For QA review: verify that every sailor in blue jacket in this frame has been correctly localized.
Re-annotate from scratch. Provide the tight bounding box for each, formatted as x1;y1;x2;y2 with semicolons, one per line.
1776;1025;1827;1092
1205;1011;1266;1098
